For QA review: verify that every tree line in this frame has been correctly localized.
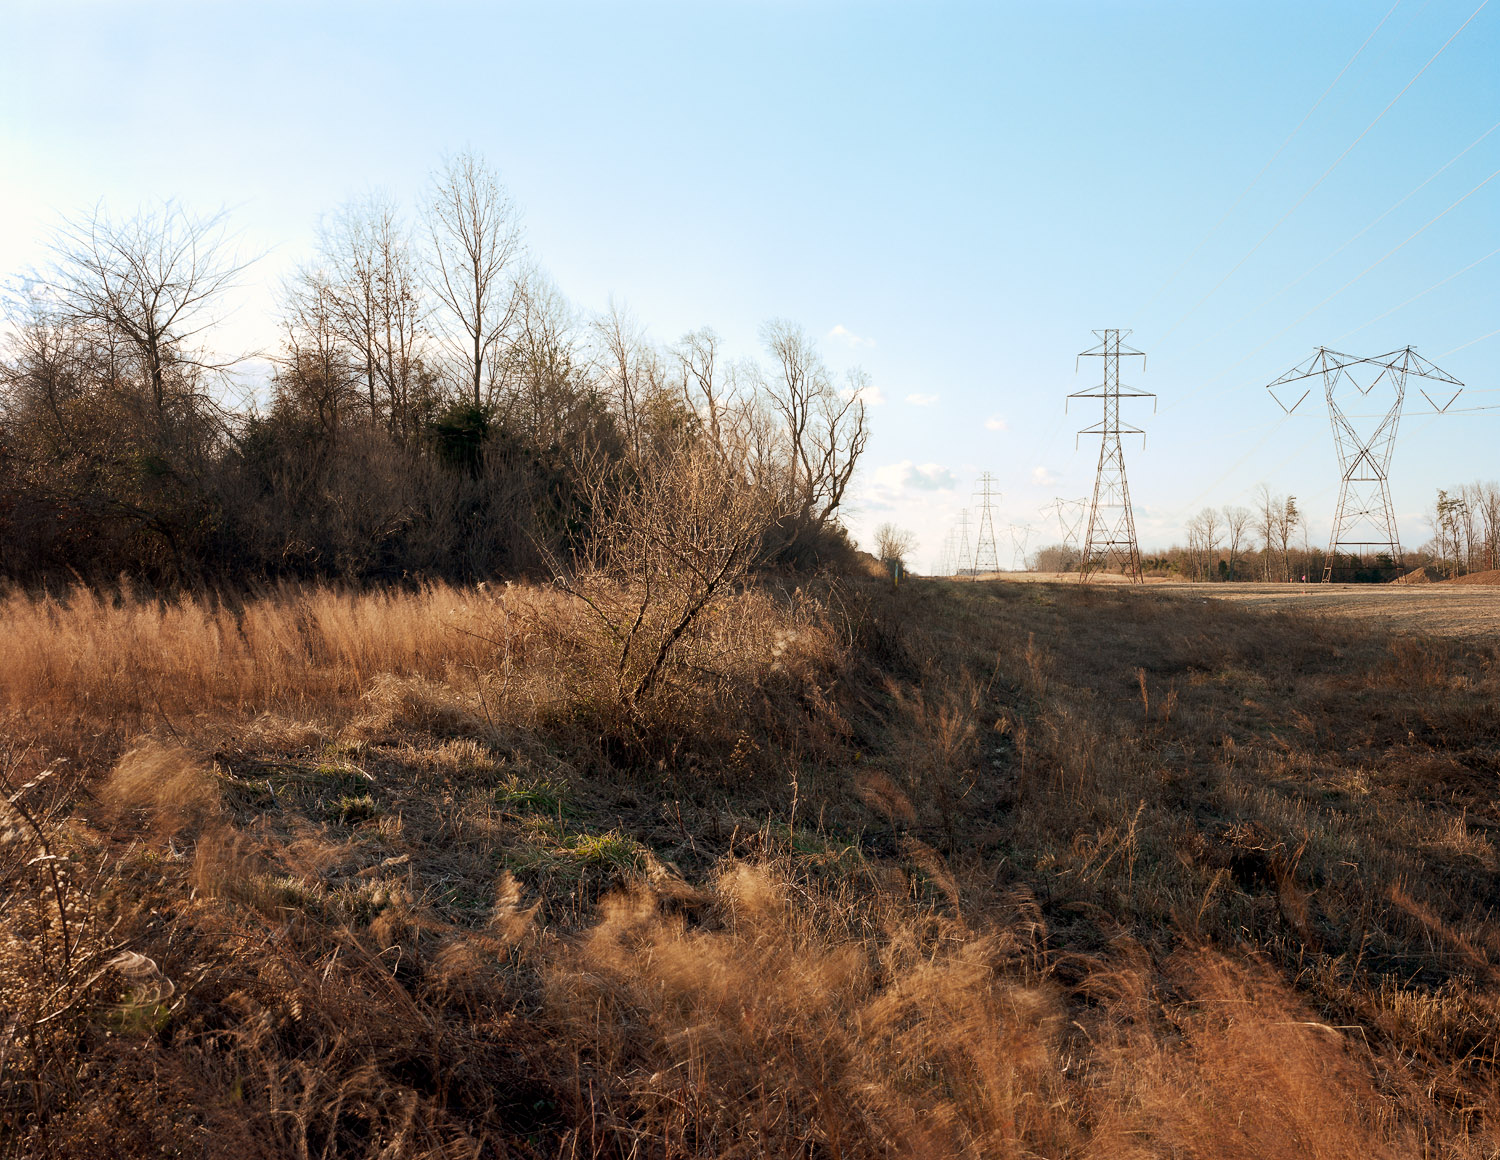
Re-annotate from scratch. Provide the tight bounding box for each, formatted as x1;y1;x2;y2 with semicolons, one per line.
1422;481;1500;577
1030;480;1500;582
0;152;869;587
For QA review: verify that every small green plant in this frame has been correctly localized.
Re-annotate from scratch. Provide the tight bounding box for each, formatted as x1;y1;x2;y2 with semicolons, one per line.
564;830;645;870
336;792;379;824
493;772;567;815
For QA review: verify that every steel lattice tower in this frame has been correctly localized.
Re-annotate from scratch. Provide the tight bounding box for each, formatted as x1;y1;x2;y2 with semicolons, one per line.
1069;330;1154;582
972;474;1002;576
1004;523;1035;570
1039;496;1089;558
935;530;957;578
1267;347;1462;582
954;509;974;578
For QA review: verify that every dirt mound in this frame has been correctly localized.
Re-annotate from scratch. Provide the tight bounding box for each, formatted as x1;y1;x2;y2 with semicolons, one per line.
1392;566;1443;585
1444;568;1500;586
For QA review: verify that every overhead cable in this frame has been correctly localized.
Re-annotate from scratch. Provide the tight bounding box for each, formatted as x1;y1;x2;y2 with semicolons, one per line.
1156;0;1491;345
1138;0;1404;318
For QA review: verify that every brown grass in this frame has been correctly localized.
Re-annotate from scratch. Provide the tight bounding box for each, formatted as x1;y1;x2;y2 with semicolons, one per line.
2;575;1498;1156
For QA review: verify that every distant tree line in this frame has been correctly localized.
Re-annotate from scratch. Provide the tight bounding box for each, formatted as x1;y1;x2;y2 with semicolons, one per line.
0;153;869;586
1419;481;1500;577
1030;479;1500;582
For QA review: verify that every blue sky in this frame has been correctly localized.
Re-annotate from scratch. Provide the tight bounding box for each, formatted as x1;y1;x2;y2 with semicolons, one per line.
3;1;1497;569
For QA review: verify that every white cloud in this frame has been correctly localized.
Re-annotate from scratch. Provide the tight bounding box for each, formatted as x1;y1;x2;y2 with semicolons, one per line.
1032;466;1058;487
872;459;957;494
844;381;886;406
905;392;939;407
827;324;875;349
985;414;1007;432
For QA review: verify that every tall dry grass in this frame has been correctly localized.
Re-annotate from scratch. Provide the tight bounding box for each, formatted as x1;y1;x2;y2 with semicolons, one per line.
0;578;846;773
0;582;502;729
3;575;1499;1156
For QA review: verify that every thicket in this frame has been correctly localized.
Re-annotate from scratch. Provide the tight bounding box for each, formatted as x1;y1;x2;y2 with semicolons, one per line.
0;154;868;587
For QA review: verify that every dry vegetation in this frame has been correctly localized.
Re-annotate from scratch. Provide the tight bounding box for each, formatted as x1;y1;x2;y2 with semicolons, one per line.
3;573;1499;1157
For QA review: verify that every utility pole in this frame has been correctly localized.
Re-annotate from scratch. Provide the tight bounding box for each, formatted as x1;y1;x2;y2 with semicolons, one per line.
1267;347;1462;582
973;473;1002;577
1069;329;1153;582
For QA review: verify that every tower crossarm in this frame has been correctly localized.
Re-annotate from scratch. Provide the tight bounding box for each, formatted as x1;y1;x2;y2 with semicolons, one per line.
1076;329;1147;368
1265;345;1465;582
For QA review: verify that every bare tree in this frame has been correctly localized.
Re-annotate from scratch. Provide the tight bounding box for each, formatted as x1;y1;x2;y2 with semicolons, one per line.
676;327;729;457
595;301;666;461
1274;495;1301;582
1223;505;1251;581
1458;483;1481;574
502;267;591;447
276;267;360;440
553;438;784;709
315;193;426;436
44;202;246;413
0;283;96;449
874;522;917;569
758;319;868;535
1254;484;1280;581
1199;506;1221;580
425;151;523;408
1476;481;1500;571
1184;515;1203;581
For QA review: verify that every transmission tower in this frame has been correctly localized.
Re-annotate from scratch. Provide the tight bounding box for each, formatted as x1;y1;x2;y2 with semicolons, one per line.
972;474;1002;577
1267;347;1462;582
1006;522;1036;570
954;508;974;578
1069;329;1153;582
934;530;955;578
1039;496;1089;557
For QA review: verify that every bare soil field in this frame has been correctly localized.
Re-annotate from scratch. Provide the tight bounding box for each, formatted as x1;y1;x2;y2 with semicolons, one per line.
984;574;1500;640
1185;582;1500;639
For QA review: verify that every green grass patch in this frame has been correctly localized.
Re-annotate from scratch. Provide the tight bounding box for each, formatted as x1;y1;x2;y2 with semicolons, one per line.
493;772;568;816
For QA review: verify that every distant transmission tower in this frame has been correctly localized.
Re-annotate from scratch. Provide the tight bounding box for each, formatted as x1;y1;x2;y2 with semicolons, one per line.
954;508;974;578
972;474;1002;576
1069;329;1153;582
1267;347;1462;582
935;530;956;578
1006;523;1035;570
1039;496;1089;557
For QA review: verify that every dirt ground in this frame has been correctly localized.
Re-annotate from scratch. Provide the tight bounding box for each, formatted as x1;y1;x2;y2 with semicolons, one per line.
976;573;1500;640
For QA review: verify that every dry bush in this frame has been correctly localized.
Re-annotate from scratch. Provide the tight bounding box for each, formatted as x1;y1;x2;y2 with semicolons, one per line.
552;438;786;710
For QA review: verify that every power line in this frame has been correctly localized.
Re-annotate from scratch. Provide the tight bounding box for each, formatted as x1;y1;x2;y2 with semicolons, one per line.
1336;243;1500;343
1441;328;1500;357
1175;117;1500;359
1156;0;1490;344
1139;0;1404;317
972;474;1002;576
1264;347;1464;580
1161;165;1500;415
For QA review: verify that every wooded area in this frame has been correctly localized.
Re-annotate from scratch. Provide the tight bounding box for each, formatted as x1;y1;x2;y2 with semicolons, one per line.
0;153;868;587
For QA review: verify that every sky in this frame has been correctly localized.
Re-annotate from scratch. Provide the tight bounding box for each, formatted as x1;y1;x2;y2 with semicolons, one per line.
2;0;1497;571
